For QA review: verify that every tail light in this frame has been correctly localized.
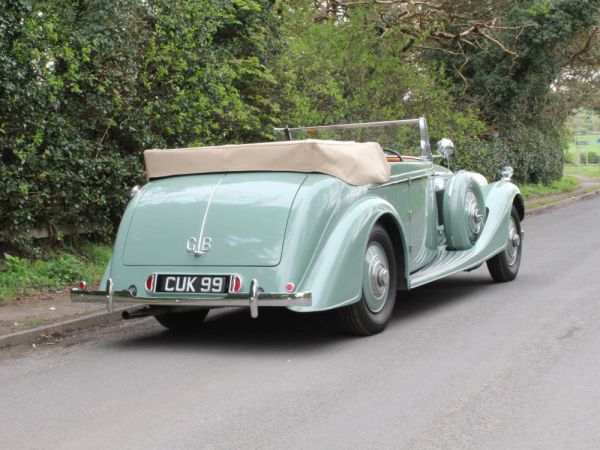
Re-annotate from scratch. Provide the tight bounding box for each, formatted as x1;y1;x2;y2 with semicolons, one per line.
230;275;242;293
145;274;156;292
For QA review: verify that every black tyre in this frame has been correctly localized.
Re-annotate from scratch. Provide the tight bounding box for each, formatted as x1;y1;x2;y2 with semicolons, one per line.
337;224;397;336
487;206;522;282
153;308;209;331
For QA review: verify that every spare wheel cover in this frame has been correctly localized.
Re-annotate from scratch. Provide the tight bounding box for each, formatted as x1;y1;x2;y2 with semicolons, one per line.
443;171;486;250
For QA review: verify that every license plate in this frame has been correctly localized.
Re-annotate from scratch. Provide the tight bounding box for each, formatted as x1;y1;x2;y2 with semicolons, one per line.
155;274;230;294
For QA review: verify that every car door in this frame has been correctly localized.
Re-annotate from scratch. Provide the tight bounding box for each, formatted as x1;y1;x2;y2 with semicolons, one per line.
406;161;437;271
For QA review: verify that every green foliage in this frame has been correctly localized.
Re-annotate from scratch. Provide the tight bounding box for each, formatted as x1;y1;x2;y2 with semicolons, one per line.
273;4;485;148
427;0;600;183
455;123;566;183
1;0;598;253
569;109;600;135
0;0;283;246
564;151;577;165
584;151;600;164
0;243;111;302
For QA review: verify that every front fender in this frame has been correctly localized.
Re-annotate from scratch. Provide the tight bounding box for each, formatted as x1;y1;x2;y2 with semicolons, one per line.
291;196;407;312
480;180;522;256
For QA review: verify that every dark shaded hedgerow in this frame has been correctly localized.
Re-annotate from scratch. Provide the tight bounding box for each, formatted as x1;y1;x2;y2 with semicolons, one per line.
0;0;282;247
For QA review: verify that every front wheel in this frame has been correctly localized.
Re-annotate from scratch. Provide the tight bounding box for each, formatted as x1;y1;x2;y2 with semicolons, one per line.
487;206;522;282
337;224;397;336
153;308;209;331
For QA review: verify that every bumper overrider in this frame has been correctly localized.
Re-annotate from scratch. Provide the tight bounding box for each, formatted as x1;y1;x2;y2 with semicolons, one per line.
70;278;312;319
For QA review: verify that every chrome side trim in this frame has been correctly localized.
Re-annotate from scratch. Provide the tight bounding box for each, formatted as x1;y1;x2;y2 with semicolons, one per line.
71;278;312;318
370;172;430;190
193;175;223;257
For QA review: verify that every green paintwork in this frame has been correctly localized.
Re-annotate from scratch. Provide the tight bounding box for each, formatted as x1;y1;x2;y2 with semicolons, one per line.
102;156;522;312
122;173;307;267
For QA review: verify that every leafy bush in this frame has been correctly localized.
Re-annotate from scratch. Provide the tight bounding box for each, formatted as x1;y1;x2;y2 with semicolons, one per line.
581;151;600;164
0;0;282;248
0;243;111;301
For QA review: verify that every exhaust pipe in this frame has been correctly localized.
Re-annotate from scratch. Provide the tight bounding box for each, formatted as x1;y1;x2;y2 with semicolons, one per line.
122;308;157;320
122;306;207;320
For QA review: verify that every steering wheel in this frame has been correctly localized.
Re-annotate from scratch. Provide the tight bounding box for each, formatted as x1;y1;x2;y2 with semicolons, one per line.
383;147;403;161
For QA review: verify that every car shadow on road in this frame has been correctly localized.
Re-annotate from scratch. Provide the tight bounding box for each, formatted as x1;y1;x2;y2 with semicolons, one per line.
391;272;495;323
108;271;494;354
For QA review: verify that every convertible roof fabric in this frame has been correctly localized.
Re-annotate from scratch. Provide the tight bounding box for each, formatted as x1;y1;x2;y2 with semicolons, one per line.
144;140;390;186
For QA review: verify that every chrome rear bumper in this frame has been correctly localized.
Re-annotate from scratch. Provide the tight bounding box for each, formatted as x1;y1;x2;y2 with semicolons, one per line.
70;279;312;318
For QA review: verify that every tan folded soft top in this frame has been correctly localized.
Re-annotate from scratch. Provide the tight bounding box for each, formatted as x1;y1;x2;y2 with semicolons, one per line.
143;140;390;186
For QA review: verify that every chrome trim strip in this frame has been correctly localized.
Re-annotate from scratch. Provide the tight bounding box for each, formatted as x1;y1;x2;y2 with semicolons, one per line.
107;278;114;313
274;118;422;132
370;172;430;190
194;175;223;256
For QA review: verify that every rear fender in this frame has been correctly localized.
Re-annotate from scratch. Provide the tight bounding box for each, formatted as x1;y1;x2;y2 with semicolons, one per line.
100;185;147;288
291;196;408;312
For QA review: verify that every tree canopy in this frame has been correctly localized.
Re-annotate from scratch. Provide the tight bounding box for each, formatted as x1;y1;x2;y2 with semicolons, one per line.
1;0;599;247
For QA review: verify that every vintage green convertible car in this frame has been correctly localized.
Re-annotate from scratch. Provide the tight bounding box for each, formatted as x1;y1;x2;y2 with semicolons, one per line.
72;118;523;335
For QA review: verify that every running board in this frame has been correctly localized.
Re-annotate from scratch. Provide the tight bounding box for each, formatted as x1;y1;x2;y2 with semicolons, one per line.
408;245;504;289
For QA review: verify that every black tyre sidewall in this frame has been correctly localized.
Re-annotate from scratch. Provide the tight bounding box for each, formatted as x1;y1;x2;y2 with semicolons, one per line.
338;224;398;335
362;226;397;325
487;206;522;282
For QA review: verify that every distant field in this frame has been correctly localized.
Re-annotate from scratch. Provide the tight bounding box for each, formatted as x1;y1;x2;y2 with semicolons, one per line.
564;164;600;180
567;134;600;155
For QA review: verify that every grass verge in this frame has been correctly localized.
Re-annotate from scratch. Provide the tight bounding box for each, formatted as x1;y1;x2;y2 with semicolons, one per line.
0;243;111;304
526;186;600;210
564;164;600;180
518;176;580;200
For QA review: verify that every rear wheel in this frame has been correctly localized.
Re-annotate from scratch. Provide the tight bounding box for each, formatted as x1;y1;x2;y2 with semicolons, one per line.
153;308;209;331
487;206;522;282
338;224;397;336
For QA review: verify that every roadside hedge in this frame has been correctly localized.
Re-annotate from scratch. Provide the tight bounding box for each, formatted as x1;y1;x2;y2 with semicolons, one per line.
1;0;593;250
0;0;282;247
454;124;564;184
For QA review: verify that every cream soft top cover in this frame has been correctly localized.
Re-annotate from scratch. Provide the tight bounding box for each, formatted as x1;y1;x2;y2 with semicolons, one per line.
144;140;390;186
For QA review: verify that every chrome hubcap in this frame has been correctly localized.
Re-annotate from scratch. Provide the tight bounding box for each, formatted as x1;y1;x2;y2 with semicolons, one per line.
506;217;520;266
364;242;390;313
465;190;484;239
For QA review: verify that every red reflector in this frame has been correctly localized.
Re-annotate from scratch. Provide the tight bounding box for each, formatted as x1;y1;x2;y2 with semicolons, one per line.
79;281;87;290
231;275;242;293
145;274;156;292
286;282;295;293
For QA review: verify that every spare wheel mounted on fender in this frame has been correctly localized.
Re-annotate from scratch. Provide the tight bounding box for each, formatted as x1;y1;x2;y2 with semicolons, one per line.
443;171;486;251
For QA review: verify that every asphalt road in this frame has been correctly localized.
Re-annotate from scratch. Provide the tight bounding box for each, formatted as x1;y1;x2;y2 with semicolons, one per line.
2;195;600;449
